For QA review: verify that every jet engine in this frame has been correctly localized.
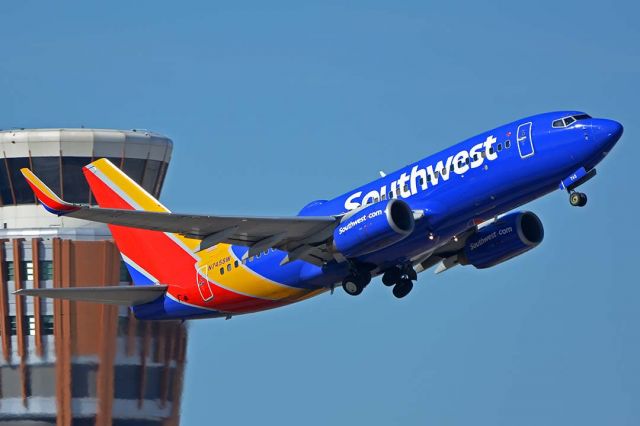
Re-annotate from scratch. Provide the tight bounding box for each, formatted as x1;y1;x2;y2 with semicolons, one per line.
459;211;544;269
333;199;415;257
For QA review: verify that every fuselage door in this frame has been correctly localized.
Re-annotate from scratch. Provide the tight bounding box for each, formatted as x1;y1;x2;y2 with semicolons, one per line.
516;122;534;158
196;264;214;302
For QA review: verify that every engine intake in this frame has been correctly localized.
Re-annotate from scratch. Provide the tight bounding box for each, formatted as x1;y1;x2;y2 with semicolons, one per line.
459;211;544;269
333;199;415;258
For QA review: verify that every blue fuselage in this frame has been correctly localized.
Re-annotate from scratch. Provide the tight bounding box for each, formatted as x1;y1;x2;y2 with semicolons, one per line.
230;111;622;290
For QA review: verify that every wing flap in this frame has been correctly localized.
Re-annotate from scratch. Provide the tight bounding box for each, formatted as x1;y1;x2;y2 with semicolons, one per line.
14;285;168;306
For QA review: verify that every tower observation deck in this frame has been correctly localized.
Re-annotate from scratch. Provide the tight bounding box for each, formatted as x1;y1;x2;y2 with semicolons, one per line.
0;129;187;426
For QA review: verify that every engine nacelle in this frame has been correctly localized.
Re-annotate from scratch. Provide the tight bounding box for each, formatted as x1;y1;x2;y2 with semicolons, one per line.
459;211;544;269
333;199;415;258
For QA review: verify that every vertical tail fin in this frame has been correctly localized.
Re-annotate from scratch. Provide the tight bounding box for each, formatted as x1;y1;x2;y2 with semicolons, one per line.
83;159;199;288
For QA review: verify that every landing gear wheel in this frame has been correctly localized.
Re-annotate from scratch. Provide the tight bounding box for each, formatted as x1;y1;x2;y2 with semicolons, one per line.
570;192;587;207
342;273;370;296
342;277;363;296
578;192;587;206
382;267;401;287
392;279;413;299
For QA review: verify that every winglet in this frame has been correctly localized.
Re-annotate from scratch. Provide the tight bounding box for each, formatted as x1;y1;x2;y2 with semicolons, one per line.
20;168;81;215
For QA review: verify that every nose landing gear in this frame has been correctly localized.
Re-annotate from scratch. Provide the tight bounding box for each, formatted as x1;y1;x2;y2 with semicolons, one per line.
561;167;595;207
569;191;587;207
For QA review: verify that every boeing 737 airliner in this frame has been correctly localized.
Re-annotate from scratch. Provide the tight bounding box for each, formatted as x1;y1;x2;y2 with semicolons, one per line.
16;111;623;320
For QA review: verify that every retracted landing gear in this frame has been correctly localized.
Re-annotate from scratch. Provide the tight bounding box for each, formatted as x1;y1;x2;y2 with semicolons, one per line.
382;265;416;299
569;191;587;207
342;272;371;296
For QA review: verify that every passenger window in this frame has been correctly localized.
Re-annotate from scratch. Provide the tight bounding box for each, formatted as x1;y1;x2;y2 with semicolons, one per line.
435;171;440;178
381;193;386;200
497;143;502;151
403;184;409;192
227;264;232;272
426;175;431;182
489;147;495;154
465;157;470;165
234;260;239;268
219;267;224;275
505;140;511;148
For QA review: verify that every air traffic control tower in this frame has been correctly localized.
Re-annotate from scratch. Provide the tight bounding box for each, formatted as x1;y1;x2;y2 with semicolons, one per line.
0;129;187;426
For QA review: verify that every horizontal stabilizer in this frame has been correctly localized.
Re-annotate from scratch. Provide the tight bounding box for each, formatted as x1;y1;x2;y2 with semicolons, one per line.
14;285;168;306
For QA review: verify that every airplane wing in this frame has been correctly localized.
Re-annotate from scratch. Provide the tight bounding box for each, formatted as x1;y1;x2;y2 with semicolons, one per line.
21;168;339;265
413;225;478;274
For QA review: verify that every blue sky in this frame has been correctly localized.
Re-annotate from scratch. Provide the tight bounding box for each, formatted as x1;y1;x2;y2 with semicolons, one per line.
2;1;639;424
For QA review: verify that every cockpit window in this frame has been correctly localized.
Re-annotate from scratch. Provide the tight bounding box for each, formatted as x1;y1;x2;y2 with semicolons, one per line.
552;113;592;128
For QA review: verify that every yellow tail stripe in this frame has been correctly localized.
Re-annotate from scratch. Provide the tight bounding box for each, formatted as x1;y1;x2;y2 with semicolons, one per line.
91;158;312;301
199;245;310;300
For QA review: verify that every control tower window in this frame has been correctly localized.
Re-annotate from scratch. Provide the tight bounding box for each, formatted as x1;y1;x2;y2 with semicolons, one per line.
142;160;162;193
0;160;13;206
122;158;147;184
1;155;168;205
32;157;62;195
154;162;169;196
62;157;91;203
6;157;34;204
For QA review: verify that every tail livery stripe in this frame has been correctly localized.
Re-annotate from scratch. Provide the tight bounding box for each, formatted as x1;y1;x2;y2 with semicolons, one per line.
198;244;309;301
87;159;170;213
87;159;200;253
86;159;311;302
20;168;80;215
83;159;301;314
121;254;159;286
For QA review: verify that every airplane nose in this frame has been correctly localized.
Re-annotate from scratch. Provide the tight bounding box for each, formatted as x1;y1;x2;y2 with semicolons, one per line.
593;118;623;147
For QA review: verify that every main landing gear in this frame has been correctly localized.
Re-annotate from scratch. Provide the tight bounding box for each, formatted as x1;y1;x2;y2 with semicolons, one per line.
569;191;587;207
341;264;417;299
342;272;371;296
381;266;417;299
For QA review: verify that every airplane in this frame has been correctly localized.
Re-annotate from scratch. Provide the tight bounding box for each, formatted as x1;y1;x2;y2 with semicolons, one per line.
15;111;623;320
